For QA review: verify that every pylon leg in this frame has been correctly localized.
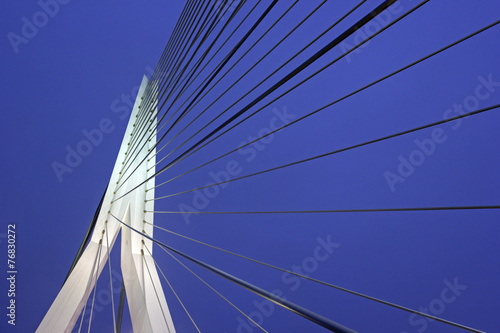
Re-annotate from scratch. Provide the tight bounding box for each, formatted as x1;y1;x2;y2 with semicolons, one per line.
37;76;175;333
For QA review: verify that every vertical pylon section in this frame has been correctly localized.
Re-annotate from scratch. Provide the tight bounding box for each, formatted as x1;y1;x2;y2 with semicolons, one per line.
37;76;175;333
117;77;175;333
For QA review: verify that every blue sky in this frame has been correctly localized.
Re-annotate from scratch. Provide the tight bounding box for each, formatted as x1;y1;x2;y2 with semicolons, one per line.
1;1;499;332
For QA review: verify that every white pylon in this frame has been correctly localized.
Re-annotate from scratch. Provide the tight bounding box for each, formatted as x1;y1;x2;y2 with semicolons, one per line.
37;76;176;333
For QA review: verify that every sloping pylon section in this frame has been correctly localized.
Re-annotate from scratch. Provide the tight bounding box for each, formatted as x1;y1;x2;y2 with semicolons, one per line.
37;76;175;333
